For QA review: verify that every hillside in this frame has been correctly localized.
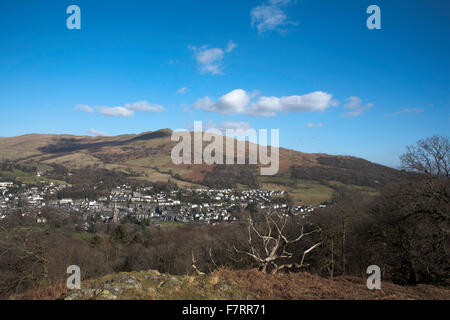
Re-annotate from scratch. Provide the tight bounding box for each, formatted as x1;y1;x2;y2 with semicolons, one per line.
0;129;406;205
14;269;450;300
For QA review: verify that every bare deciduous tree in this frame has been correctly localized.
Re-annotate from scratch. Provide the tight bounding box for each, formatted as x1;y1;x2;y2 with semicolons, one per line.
400;135;449;178
191;251;205;275
235;211;321;274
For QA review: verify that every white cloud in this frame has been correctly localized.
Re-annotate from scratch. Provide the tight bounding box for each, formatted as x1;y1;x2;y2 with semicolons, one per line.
194;89;337;117
76;100;164;117
191;46;224;75
193;97;215;112
225;40;238;53
189;41;236;75
251;0;298;34
177;87;189;94
305;122;323;128
87;129;107;136
76;104;94;114
249;91;338;116
124;101;164;113
98;106;134;117
341;96;374;117
194;89;250;114
383;108;424;117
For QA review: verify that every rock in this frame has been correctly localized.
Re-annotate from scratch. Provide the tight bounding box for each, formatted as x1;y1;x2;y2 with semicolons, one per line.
214;284;231;291
61;269;250;300
125;276;138;284
64;289;95;300
100;289;117;300
159;276;182;289
104;283;124;295
145;275;160;282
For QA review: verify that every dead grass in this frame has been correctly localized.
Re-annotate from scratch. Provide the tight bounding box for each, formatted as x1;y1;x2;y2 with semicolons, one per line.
214;268;450;300
10;282;68;300
12;269;450;300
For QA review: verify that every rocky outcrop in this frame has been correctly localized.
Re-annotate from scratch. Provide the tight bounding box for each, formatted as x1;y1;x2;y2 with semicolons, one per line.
63;270;250;300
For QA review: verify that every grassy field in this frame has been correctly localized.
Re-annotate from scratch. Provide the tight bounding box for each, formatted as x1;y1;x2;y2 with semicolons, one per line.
259;175;335;205
259;175;379;206
287;183;335;206
0;225;49;239
72;232;96;240
124;156;172;169
327;180;378;196
43;152;104;168
0;168;67;185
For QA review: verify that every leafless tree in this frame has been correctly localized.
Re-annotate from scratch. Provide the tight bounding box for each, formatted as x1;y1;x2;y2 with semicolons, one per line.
0;224;50;297
400;135;449;178
235;211;321;274
191;251;205;275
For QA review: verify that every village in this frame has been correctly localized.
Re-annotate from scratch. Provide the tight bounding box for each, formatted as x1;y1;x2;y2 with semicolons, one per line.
0;180;325;227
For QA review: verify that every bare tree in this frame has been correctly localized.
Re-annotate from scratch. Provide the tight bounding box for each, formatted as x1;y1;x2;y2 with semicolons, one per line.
235;211;321;274
191;251;205;275
0;224;50;297
400;135;449;178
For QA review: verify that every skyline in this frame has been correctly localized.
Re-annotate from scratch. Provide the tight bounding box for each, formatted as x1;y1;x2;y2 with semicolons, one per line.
0;0;449;168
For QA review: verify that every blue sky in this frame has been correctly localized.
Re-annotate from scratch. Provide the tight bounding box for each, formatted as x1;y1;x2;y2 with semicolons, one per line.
0;0;449;167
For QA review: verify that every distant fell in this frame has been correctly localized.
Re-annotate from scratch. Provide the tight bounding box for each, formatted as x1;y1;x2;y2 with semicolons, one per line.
0;129;407;203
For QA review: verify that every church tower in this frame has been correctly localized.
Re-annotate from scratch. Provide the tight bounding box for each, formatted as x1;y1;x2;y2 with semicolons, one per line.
113;201;119;224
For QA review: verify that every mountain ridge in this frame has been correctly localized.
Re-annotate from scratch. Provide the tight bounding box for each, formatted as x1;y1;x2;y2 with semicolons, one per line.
0;129;406;205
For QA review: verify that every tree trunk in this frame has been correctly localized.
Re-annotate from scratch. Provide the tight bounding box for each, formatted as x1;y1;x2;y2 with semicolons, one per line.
341;218;346;275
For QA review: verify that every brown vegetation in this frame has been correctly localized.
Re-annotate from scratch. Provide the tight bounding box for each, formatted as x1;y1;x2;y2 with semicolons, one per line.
11;268;450;300
215;269;450;300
